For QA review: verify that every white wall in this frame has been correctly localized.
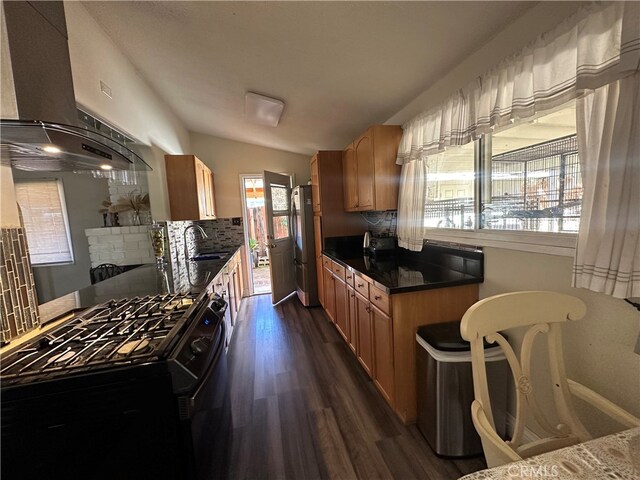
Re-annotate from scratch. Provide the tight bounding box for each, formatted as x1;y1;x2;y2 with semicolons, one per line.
64;1;192;221
387;2;586;125
481;248;640;437
389;0;639;436
190;132;311;218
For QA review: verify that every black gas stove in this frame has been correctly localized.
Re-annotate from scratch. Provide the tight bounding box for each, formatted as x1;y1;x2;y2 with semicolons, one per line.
1;291;231;480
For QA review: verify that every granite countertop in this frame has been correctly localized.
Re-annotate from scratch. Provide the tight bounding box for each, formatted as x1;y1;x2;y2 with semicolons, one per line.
38;245;243;326
323;236;483;294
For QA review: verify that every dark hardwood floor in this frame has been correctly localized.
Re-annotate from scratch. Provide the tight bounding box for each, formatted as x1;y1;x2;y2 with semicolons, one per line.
225;294;486;480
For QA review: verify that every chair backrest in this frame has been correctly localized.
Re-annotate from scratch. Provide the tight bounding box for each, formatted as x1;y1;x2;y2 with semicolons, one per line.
90;263;124;284
460;291;588;467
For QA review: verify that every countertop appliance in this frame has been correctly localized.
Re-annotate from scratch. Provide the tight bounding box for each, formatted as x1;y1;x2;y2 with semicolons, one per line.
365;235;396;257
291;185;319;306
1;292;230;480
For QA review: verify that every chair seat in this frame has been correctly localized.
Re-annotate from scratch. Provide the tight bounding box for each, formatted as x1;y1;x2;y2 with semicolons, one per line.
90;263;124;284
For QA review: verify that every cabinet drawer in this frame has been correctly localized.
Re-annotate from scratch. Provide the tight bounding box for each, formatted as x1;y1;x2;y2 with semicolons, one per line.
322;255;332;270
344;267;355;288
331;261;346;281
354;275;369;299
369;284;390;315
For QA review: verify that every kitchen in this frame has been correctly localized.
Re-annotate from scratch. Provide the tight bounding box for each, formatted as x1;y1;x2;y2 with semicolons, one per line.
1;1;639;480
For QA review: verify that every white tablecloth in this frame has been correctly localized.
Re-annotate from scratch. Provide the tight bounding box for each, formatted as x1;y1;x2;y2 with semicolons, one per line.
459;427;640;479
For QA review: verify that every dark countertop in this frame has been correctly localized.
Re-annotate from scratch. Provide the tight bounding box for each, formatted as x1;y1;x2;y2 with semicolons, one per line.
38;245;243;325
323;236;483;294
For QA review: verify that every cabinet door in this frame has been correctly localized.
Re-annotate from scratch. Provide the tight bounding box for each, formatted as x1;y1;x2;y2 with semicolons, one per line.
372;305;394;404
355;132;374;210
347;286;357;353
334;276;349;342
310;155;321;213
232;266;241;314
323;267;336;322
342;144;358;211
355;293;373;376
316;258;324;307
195;159;208;219
208;171;217;218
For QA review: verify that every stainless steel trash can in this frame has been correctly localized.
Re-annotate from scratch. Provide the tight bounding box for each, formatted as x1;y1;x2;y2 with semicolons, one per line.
416;322;507;457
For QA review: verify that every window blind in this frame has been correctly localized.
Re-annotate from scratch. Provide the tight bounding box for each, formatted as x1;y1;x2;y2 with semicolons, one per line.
14;179;74;265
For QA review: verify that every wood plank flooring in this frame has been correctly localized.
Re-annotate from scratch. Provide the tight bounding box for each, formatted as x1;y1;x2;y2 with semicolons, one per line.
226;294;486;480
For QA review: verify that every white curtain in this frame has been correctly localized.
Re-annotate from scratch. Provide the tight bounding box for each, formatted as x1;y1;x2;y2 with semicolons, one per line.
572;72;640;298
397;159;427;251
396;1;640;164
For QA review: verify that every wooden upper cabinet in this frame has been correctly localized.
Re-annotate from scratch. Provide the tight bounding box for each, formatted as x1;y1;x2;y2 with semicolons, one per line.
310;151;367;239
342;144;358;210
310;154;321;213
165;154;217;221
354;133;374;210
342;125;402;212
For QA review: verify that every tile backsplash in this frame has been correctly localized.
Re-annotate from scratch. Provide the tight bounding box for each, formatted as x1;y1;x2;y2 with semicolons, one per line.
165;217;245;289
0;227;40;343
361;210;397;237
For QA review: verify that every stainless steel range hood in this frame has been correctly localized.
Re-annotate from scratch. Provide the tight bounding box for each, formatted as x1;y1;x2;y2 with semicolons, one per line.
0;1;150;172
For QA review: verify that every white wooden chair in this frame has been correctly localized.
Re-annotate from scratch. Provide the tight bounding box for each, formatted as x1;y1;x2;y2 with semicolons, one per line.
460;291;640;468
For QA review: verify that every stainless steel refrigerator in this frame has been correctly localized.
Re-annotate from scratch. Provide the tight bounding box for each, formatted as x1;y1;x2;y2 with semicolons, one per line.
291;185;318;306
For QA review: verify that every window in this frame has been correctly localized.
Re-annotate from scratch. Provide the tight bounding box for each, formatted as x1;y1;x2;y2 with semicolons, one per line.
424;143;475;230
484;104;581;233
14;179;74;265
269;184;290;240
423;102;581;236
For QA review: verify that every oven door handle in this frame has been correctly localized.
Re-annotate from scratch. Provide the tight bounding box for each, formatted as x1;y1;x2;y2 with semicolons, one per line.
187;320;226;413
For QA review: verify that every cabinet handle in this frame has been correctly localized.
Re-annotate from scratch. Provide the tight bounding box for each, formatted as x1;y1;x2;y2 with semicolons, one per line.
357;283;364;288
366;306;371;313
374;295;381;300
350;294;355;298
346;275;352;280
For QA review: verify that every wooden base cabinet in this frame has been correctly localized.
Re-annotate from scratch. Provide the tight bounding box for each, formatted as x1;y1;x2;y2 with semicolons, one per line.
347;286;357;353
334;277;349;342
355;292;373;377
320;257;479;424
323;266;336;322
372;305;394;405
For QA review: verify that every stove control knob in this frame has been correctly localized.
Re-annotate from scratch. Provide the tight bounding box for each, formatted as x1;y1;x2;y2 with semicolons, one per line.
190;338;208;356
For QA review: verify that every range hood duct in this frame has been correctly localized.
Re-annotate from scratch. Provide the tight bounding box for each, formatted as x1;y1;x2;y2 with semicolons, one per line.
0;1;150;172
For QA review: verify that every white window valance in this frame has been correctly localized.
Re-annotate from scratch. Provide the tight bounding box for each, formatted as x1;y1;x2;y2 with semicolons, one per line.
396;1;640;165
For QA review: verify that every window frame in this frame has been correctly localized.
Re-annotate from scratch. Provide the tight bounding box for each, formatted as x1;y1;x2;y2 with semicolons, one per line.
15;178;75;266
422;135;578;257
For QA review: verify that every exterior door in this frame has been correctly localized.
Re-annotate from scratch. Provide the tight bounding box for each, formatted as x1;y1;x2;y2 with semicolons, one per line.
263;170;295;304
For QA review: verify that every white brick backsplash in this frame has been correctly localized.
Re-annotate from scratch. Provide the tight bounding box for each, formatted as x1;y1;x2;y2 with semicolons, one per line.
85;228;110;236
124;241;140;250
87;236;98;245
141;256;155;264
126;233;148;242
98;235;124;244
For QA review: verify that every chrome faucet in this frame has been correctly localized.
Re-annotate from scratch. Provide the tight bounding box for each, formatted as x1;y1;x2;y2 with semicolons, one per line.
183;224;210;287
183;224;208;263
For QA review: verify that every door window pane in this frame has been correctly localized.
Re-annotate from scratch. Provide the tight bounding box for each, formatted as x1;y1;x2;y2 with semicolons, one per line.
273;215;289;239
270;185;289;212
424;143;475;229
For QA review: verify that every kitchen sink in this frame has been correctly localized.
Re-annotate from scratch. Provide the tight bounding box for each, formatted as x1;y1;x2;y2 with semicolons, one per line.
191;251;229;261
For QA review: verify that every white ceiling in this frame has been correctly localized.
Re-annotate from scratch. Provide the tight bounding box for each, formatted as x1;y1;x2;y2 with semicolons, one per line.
82;1;538;155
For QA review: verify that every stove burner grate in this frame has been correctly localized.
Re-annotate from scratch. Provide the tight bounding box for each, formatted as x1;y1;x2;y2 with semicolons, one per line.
1;292;202;384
